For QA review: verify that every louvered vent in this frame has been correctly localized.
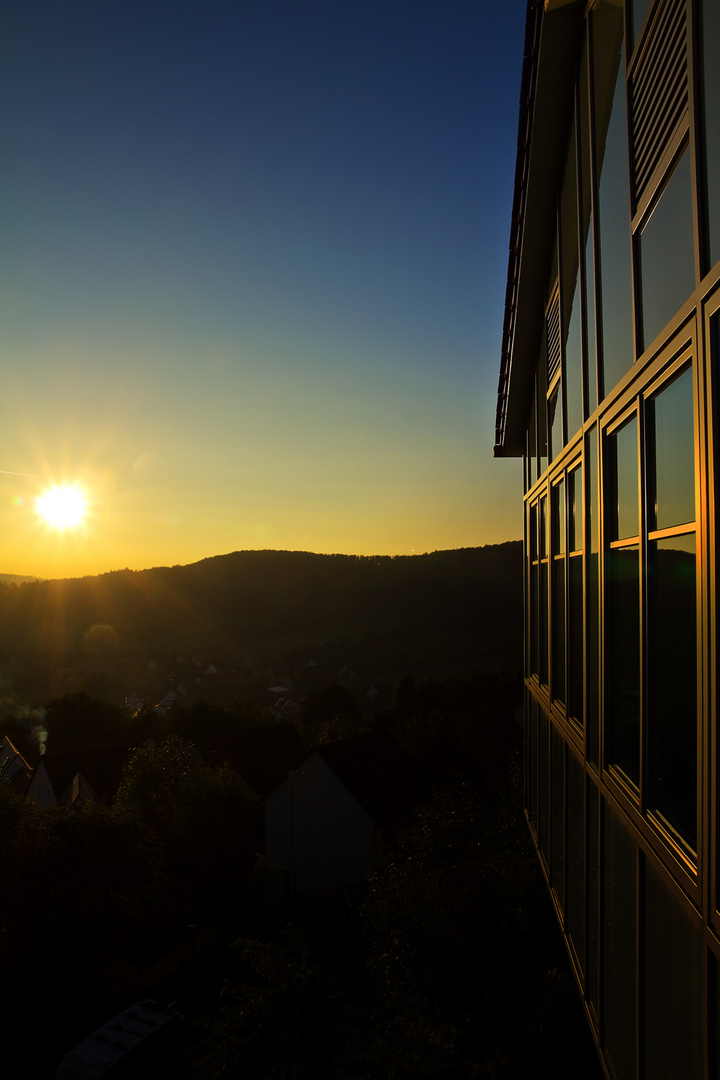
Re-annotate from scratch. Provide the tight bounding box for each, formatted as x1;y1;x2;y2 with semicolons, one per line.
629;0;688;204
546;287;561;387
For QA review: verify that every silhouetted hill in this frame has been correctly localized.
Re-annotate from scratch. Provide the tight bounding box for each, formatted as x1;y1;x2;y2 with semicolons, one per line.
0;544;522;695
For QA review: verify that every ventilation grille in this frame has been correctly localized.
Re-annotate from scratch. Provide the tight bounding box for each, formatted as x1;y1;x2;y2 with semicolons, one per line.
630;0;688;204
546;288;561;387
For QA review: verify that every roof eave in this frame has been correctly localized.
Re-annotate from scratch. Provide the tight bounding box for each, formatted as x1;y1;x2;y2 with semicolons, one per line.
494;0;585;458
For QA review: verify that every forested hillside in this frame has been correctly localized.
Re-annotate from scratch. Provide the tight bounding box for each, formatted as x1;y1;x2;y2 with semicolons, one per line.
0;544;522;706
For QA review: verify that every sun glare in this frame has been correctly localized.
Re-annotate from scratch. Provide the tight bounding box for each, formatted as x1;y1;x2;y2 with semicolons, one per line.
35;484;88;531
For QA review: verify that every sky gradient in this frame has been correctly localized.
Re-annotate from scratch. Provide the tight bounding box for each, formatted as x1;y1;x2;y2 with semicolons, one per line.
1;0;525;579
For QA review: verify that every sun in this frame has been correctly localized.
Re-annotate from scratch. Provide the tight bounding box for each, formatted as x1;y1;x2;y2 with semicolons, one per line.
35;484;89;531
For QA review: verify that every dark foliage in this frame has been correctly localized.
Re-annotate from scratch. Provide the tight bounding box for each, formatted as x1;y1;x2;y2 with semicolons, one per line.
184;760;602;1080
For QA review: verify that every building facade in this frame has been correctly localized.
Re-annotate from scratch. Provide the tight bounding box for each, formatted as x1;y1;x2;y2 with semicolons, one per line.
495;1;719;1077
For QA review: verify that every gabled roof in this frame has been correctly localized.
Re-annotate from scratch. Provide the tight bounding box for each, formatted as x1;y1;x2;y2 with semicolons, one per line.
0;734;31;780
42;746;130;804
314;730;420;826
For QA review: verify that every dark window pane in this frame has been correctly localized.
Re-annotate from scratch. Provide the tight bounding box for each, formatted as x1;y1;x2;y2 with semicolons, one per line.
587;782;600;1021
553;559;566;705
562;116;583;440
540;561;549;686
579;38;597;416
594;1;634;395
569;465;583;552
710;952;720;1080
587;428;600;765
640;150;695;351
606;546;641;786
527;697;538;832
648;535;697;849
610;414;639;540
528;387;537;489
644;856;703;1080
550;726;565;909
530;562;540;677
566;749;585;973
568;554;584;725
540;493;548;558
651;364;695;530
702;0;720;269
538;710;550;861
603;803;637;1080
553;479;566;556
530;501;538;561
538;346;548;476
549;382;562;463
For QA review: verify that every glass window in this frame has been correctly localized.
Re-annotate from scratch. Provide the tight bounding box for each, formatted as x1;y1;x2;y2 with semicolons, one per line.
553;559;566;705
562;116;583;441
552;479;566;556
594;0;635;397
550;726;565;909
540;560;549;687
650;364;695;530
639;150;695;352
702;0;720;270
566;750;585;972
538;710;550;862
606;546;641;786
603;803;638;1080
587;781;600;1022
610;414;640;541
528;387;537;490
569;465;583;552
648;534;697;849
643;856;703;1079
538;346;548;477
539;493;548;558
587;428;600;765
527;696;538;833
568;554;584;725
579;39;597;416
549;382;562;463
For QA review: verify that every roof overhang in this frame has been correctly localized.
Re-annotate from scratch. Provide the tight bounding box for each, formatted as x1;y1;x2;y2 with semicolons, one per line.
494;0;585;457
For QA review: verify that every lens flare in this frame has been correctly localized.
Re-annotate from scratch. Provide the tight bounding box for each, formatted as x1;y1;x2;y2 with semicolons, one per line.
35;484;88;531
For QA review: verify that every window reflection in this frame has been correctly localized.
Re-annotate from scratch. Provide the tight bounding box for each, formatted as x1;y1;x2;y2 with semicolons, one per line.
606;546;640;786
650;364;695;530
648;534;697;848
553;559;566;704
587;428;600;764
579;40;597;416
553;480;566;555
702;0;720;269
549;382;562;462
643;855;703;1078
568;554;584;724
610;415;639;540
640;151;695;351
569;465;583;552
562;116;583;440
594;0;634;396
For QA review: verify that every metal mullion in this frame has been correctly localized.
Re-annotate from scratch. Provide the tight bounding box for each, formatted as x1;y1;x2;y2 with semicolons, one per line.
647;521;696;542
609;535;641;549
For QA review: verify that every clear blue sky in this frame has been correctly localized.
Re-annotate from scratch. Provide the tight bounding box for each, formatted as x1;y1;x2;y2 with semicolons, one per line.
1;0;525;577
